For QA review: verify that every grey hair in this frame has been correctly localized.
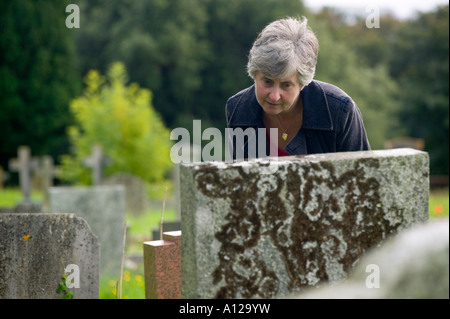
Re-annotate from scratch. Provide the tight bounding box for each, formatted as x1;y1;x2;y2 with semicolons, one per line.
247;16;319;88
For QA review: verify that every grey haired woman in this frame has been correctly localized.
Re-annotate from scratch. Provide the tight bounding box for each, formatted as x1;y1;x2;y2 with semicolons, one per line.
226;17;370;160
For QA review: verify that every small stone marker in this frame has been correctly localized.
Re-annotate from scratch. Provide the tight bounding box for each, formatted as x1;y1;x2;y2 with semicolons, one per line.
143;231;182;299
180;148;430;298
36;155;60;208
385;136;425;150
8;146;39;205
0;213;99;299
83;144;112;185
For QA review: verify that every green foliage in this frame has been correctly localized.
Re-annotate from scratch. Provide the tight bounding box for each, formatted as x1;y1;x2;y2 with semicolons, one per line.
74;0;211;128
59;62;173;185
56;274;74;299
389;6;449;174
310;6;449;173
310;17;401;150
2;0;448;179
0;0;80;171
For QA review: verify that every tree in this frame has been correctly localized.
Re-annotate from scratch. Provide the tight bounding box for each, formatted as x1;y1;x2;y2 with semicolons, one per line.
388;6;449;174
74;0;210;128
60;62;173;185
0;0;80;172
309;15;401;150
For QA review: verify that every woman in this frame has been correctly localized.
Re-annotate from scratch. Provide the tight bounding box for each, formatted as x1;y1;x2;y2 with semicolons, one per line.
226;17;370;160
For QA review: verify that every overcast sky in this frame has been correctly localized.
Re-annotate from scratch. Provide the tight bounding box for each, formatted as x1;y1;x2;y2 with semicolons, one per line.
303;0;449;19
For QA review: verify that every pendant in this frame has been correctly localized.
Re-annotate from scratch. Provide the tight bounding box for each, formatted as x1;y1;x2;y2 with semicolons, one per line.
282;133;288;141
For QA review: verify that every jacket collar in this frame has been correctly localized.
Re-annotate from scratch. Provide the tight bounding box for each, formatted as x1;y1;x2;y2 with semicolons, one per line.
228;81;333;131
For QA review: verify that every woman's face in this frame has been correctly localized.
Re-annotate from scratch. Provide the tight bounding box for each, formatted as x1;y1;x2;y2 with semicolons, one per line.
254;71;302;116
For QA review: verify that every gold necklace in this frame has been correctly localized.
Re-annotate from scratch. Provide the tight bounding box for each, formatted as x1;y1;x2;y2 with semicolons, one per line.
276;115;291;141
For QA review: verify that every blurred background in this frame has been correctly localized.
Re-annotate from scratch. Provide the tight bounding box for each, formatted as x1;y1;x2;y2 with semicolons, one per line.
0;0;448;299
0;0;448;185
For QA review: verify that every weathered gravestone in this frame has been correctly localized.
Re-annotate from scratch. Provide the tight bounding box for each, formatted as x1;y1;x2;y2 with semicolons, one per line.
33;156;60;209
8;146;41;212
180;148;429;298
0;213;99;299
295;217;449;299
102;172;148;215
49;186;125;275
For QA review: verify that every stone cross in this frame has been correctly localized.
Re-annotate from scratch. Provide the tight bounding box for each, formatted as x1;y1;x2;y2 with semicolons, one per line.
8;146;39;204
83;144;112;185
37;156;60;208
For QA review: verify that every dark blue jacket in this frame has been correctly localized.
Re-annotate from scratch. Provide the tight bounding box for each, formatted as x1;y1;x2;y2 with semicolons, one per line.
225;80;370;159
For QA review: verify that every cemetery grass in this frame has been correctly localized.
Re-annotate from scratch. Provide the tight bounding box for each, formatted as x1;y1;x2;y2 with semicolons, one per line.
99;206;178;299
0;188;43;207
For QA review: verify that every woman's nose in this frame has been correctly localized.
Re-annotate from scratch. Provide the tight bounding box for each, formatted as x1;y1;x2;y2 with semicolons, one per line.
269;87;281;101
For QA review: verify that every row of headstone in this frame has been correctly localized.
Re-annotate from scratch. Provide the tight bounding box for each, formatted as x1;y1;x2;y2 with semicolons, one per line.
2;145;112;209
2;144;153;215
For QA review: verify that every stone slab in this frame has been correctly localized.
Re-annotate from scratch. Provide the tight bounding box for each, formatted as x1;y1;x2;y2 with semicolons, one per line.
49;185;125;275
180;148;430;298
143;231;181;299
295;218;449;299
0;213;99;299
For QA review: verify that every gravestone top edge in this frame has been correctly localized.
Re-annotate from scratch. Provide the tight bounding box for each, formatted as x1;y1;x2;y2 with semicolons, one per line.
0;212;98;238
180;148;428;170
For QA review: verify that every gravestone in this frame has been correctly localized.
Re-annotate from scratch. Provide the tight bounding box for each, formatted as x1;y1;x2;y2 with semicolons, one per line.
143;231;182;299
385;136;425;150
8;146;40;207
34;156;60;209
102;172;148;215
0;213;99;299
295;218;449;299
83;144;112;185
180;148;429;298
152;221;181;240
49;185;125;275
